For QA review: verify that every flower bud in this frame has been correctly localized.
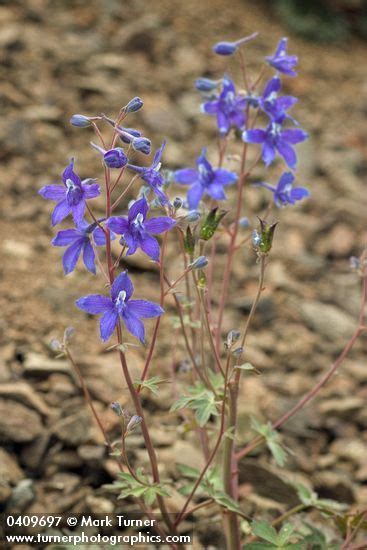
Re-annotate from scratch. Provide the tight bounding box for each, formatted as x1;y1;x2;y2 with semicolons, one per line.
213;41;237;56
190;256;208;269
225;330;241;349
239;217;250;228
126;97;143;113
50;339;62;351
195;78;218;92
126;415;142;433
185;210;201;223
173;197;183;210
132;137;151;155
104;147;128;169
70;114;91;127
63;326;75;344
110;402;124;416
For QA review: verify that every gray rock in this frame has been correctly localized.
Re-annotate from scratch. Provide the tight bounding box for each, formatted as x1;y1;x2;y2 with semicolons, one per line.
0;399;43;442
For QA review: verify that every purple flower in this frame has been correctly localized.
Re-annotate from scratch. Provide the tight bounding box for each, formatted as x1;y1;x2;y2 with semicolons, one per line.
255;172;309;207
202;76;247;135
52;220;113;275
242;121;308;169
125;96;143;113
265;38;298;77
39;159;100;226
76;271;164;343
91;142;128;169
127;142;169;205
249;76;298;122
106;197;176;261
174;149;237;209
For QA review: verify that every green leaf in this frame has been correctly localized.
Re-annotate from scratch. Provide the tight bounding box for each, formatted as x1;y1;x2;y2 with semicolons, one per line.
144;487;157;506
252;521;278;544
276;523;295;545
234;362;261;374
268;440;288;467
213;492;242;514
133;375;168;395
244;543;275;550
176;463;200;479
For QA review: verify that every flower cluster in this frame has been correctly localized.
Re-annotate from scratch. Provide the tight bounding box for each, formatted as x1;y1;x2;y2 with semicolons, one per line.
179;36;309;209
39;102;177;344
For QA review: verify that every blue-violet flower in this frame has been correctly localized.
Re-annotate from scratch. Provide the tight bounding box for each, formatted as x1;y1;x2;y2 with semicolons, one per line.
76;271;164;342
174;149;237;209
265;37;298;77
202;76;247;135
128;142;170;205
255;172;309;207
106;197;176;261
39;159;100;226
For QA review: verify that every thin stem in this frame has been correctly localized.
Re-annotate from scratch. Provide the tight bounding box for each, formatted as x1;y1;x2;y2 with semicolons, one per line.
111;174;139;211
137;234;168;390
174;344;232;527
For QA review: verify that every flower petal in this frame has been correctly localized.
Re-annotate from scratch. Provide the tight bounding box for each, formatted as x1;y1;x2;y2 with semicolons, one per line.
62;238;84;274
128;197;149;222
290;187;309;201
93;227;108;246
100;309;119;341
83;183;101;199
152;141;166;168
83;240;96;274
263;76;281;98
62;158;81;187
174;168;199;185
51;199;71;226
105;216;129;235
281;128;308;144
76;294;113;314
276;172;294;192
213;169;237;185
39;184;66;201
144;216;176;234
71;200;86;226
139;233;160;261
111;271;134;301
217;111;230;135
202;100;219;115
187;183;204;209
128;300;164;318
262;142;276;166
207;184;226;201
123;232;138;257
276;140;297;168
52;229;80;246
121;310;145;343
242;129;267;144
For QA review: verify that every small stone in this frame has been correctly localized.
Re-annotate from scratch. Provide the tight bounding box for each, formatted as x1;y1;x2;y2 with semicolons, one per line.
0;399;43;442
53;411;90;446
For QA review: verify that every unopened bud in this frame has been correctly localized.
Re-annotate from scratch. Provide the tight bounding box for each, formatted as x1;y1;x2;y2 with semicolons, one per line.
104;147;128;169
126;415;142;433
225;330;241;349
125;97;143;113
200;207;227;241
110;402;124;416
70;114;91;127
190;256;208;270
195;78;219;92
63;326;75;344
132;137;151;155
173;197;183;210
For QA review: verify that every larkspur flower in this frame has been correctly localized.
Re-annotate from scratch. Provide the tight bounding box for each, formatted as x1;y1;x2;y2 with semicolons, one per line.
202;76;247;135
247;76;298;122
105;196;176;261
174;149;237;209
127;141;169;205
91;142;128;169
52;220;114;275
39;159;100;226
76;271;164;343
265;37;298;77
254;172;309;207
70;114;92;127
242;120;308;169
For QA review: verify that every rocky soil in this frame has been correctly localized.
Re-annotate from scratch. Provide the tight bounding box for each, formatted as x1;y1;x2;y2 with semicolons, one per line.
0;0;366;547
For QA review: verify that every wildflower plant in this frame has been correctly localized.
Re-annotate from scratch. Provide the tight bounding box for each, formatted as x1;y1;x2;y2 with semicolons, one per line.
39;35;367;548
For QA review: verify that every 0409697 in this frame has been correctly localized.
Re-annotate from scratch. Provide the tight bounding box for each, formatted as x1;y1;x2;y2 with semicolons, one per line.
5;515;62;527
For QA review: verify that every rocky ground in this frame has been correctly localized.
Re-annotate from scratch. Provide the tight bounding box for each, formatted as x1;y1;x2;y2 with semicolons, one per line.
0;0;366;548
